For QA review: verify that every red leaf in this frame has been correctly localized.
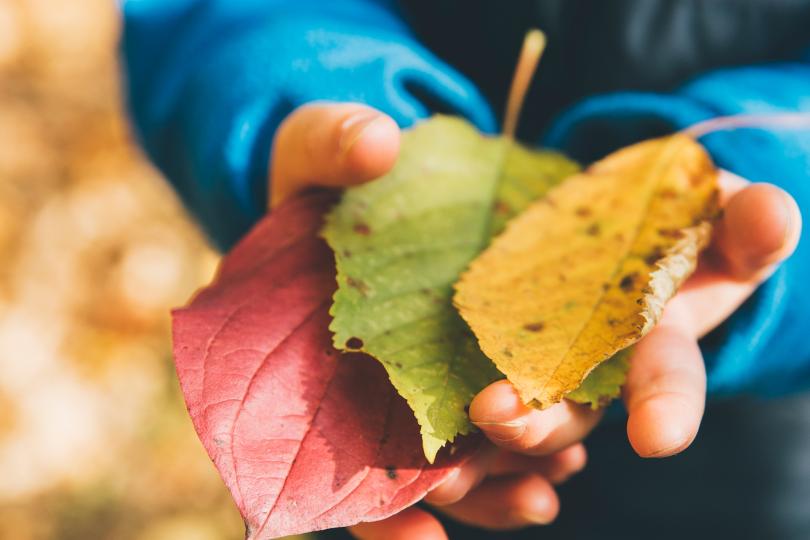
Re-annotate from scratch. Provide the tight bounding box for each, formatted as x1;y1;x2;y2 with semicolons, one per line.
172;192;476;538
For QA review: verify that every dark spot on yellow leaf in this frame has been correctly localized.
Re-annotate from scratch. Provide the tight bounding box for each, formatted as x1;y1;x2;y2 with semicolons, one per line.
345;337;364;350
386;466;397;480
619;272;639;292
691;172;709;186
658;228;685;239
660;188;678;199
353;222;371;235
602;283;611;291
575;206;592;218
586;223;601;236
608;317;619;326
523;322;545;332
502;348;513;358
558;274;567;282
644;247;665;266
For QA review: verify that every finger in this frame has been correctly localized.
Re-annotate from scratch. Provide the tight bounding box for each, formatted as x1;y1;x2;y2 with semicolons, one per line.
623;299;706;458
437;474;559;529
348;507;447;540
423;444;498;505
679;178;802;336
488;443;588;484
469;380;602;456
270;102;400;206
711;181;801;281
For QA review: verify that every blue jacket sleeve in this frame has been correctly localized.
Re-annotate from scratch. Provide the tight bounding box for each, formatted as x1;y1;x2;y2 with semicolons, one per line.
121;0;495;250
544;48;810;398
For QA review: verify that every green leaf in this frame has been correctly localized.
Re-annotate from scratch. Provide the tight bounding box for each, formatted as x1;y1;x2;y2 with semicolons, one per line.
322;116;579;461
566;348;632;408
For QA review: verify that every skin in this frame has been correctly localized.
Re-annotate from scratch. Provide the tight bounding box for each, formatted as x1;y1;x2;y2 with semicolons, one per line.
270;103;803;538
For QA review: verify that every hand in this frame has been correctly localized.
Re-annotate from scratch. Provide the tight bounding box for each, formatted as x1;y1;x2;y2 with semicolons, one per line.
350;442;586;539
270;102;400;207
271;102;803;533
470;171;802;459
272;103;588;538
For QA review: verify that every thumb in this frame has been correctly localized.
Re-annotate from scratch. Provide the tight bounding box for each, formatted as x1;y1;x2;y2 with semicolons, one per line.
270;102;400;207
712;179;801;281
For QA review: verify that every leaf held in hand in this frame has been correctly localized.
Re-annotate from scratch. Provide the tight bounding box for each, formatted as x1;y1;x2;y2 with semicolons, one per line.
323;116;579;461
172;192;476;539
566;348;632;408
455;134;719;409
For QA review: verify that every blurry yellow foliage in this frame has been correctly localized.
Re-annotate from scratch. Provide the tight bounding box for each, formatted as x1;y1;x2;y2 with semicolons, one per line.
0;1;263;538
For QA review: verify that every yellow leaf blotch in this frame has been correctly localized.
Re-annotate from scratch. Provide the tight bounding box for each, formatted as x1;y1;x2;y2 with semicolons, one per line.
454;134;719;409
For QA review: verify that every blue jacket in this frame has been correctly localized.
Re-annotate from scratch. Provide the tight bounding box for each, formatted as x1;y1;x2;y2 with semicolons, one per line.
121;0;810;398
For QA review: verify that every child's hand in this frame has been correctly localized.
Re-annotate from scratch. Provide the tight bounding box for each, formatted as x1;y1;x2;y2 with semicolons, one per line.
270;102;401;207
270;103;802;537
349;441;586;539
470;171;802;459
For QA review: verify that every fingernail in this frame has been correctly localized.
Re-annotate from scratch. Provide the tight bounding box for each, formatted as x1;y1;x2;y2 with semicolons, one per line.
508;509;553;526
778;190;799;249
339;112;383;155
519;511;554;525
472;419;526;442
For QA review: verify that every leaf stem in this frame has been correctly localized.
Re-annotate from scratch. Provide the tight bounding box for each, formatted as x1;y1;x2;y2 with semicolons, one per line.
682;112;810;138
502;29;546;139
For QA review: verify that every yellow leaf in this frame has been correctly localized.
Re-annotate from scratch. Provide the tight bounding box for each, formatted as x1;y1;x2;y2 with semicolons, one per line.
454;134;719;409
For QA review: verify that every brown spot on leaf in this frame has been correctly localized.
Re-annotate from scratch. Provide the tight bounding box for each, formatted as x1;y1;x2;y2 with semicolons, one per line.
502;348;513;358
523;322;545;332
660;188;678;199
619;272;639;292
658;228;685;239
345;337;364;350
602;283;611;291
346;276;369;296
494;200;511;215
586;223;601;236
607;317;620;327
644;247;665;266
575;206;592;218
342;249;352;258
353;222;371;235
691;172;710;186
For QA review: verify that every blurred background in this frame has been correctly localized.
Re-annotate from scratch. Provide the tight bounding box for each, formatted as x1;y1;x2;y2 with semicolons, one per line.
0;1;266;537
